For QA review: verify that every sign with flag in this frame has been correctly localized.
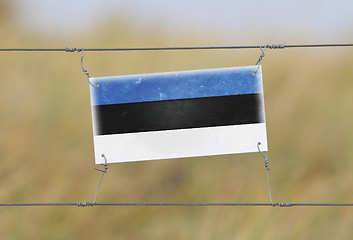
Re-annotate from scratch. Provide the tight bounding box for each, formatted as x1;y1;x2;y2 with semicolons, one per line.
90;66;267;164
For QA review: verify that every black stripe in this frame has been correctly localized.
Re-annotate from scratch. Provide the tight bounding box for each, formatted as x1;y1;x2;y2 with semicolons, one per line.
93;94;264;135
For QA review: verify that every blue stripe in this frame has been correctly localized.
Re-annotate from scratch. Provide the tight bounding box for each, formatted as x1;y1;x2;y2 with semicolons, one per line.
90;66;262;106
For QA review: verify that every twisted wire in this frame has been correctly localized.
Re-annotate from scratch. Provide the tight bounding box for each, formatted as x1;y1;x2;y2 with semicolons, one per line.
80;49;98;87
92;154;108;206
257;142;274;206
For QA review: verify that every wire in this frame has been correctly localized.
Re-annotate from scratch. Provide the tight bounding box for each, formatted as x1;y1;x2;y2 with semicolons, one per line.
94;203;353;207
0;43;353;52
92;154;108;205
1;43;352;208
257;142;273;205
0;203;77;206
0;202;353;207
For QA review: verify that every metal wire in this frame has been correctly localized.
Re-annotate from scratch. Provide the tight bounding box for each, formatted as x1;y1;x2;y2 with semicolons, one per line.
80;49;99;87
253;46;267;75
0;203;78;206
0;43;353;52
92;154;108;206
0;143;350;208
1;42;353;208
0;202;353;207
257;142;274;205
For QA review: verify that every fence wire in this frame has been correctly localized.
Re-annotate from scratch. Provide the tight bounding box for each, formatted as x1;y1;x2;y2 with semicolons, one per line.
1;42;353;207
1;202;353;207
0;43;353;52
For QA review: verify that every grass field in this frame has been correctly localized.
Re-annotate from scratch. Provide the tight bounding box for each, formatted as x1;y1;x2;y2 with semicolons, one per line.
1;12;353;240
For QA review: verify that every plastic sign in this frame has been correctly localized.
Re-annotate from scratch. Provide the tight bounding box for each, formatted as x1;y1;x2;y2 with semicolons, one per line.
90;66;267;164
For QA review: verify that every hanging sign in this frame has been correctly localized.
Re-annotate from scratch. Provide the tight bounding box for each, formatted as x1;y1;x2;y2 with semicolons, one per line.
90;66;267;164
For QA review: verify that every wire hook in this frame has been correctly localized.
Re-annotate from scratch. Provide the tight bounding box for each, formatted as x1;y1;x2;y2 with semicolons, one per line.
253;45;267;75
81;49;99;87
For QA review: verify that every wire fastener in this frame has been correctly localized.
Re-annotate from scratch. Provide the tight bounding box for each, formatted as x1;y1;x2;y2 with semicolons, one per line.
65;47;82;52
253;43;285;75
76;202;92;207
276;202;294;207
253;46;267;75
80;49;99;87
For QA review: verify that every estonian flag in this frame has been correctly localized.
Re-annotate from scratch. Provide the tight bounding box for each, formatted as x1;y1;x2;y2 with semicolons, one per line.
90;66;267;164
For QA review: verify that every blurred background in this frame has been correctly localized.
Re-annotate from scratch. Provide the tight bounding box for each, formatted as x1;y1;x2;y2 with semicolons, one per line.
1;0;353;239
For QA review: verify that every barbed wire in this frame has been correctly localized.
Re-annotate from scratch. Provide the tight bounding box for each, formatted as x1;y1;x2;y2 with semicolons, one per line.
0;43;352;52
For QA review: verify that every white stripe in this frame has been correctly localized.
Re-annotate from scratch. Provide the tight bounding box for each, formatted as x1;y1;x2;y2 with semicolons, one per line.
93;123;268;164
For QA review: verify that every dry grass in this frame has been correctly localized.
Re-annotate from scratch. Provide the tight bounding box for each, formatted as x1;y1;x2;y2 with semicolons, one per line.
1;14;353;240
